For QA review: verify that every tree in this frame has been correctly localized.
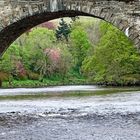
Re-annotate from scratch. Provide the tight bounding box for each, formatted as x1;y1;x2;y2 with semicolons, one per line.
82;21;140;85
55;18;71;42
70;26;92;73
21;27;56;71
0;44;21;85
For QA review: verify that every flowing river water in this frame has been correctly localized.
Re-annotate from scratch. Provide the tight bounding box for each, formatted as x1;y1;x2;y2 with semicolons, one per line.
0;85;140;140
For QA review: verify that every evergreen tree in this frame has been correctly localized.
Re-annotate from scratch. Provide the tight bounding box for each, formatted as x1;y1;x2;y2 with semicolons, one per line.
55;18;71;42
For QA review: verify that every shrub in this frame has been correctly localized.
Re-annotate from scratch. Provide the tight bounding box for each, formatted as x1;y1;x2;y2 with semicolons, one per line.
27;71;40;80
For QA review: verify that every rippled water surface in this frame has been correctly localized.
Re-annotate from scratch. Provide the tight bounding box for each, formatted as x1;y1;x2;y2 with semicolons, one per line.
0;85;140;140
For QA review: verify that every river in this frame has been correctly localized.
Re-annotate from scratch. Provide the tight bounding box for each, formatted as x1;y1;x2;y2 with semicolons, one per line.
0;85;140;140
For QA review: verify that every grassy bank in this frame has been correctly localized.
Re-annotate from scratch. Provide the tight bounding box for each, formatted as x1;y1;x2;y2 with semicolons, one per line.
2;78;140;88
2;77;89;88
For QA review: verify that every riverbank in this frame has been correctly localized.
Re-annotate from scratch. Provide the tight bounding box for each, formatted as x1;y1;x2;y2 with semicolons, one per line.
2;78;140;88
2;77;89;88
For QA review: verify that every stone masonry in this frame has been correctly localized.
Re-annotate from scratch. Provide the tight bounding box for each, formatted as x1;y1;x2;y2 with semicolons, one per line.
0;0;140;56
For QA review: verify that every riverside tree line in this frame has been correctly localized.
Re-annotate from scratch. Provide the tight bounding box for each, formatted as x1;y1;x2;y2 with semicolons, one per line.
0;17;140;87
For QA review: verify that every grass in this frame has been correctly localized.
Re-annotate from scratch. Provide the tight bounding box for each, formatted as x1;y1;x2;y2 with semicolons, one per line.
2;77;88;88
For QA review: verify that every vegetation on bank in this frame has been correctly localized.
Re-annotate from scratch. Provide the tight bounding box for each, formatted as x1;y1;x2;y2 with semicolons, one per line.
2;78;88;88
82;22;140;86
0;17;140;87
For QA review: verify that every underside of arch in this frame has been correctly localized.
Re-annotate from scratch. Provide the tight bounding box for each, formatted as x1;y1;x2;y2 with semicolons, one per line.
0;10;139;57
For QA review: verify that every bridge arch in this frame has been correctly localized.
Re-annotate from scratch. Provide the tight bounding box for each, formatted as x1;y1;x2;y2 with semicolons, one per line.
0;0;140;56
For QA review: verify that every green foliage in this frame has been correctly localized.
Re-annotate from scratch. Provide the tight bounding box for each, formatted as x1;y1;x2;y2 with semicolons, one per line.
0;18;140;87
56;18;71;42
70;26;92;73
56;42;73;77
21;28;56;81
0;43;22;84
82;21;140;85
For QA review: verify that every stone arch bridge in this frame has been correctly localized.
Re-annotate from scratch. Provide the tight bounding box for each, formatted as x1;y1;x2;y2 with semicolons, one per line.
0;0;140;56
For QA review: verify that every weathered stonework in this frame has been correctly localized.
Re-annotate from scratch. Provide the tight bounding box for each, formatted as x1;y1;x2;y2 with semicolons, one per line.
0;0;140;56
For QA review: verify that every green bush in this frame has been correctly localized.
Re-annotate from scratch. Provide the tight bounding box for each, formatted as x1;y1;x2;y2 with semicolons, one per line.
27;71;40;80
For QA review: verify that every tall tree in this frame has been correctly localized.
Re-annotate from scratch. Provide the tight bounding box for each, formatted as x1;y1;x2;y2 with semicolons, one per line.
55;18;71;42
82;21;140;85
70;26;92;73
